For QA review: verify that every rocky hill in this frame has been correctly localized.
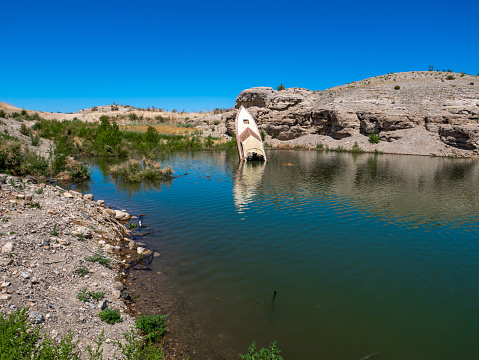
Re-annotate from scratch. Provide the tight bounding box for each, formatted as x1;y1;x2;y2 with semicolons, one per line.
221;71;479;157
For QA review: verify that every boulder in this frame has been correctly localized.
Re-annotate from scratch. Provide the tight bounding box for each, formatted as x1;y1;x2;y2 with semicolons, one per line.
29;311;44;324
235;87;275;108
70;190;82;198
102;208;115;219
329;111;360;139
83;194;94;201
137;247;153;256
114;210;131;221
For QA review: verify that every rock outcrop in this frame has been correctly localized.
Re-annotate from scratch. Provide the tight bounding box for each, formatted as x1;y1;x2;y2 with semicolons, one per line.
224;71;479;153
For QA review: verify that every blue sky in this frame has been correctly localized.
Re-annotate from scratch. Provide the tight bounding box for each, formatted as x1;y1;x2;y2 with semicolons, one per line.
1;0;478;113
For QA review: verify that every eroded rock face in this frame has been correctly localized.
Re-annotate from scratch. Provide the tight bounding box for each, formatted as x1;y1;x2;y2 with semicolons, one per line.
235;87;275;108
439;124;479;150
227;76;479;151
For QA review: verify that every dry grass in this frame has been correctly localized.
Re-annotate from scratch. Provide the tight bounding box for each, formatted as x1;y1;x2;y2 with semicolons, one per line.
121;124;195;135
0;102;20;111
109;158;173;182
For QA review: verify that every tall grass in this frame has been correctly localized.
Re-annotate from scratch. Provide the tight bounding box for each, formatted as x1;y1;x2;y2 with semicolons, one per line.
109;158;173;182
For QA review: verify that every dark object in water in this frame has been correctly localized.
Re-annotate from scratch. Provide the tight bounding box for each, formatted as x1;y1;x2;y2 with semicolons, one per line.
45;179;57;184
272;290;278;306
246;153;265;162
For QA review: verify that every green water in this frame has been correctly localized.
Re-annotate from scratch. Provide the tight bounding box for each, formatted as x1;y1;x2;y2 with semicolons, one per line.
76;151;479;359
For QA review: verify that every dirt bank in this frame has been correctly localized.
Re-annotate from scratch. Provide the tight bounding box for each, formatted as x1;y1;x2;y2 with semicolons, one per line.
0;176;138;358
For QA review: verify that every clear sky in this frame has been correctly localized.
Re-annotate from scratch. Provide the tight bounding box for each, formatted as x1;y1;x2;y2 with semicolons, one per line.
2;0;478;113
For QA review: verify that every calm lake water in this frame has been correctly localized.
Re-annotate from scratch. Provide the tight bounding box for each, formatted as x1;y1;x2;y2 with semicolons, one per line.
74;151;479;360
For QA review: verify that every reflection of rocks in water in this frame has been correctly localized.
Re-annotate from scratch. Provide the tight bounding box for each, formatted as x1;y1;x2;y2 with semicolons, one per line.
257;151;479;227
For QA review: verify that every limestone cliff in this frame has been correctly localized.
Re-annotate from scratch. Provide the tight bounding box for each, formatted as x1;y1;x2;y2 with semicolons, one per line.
222;71;479;156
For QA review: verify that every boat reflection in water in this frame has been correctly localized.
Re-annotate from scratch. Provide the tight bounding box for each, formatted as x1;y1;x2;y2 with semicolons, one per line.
233;161;266;213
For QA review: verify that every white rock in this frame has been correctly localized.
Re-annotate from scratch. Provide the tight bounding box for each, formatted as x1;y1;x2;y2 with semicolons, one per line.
70;190;82;198
63;192;74;198
104;244;114;252
1;242;14;254
72;227;93;239
83;194;94;201
97;300;107;310
114;210;131;220
128;240;137;250
137;247;152;256
0;294;11;300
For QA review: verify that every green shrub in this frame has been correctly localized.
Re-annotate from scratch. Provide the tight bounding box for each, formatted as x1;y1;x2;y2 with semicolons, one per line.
30;134;40;146
1;308;169;359
394;85;400;90
50;225;59;236
109;159;173;183
260;130;266;141
29;202;41;209
77;287;105;302
99;307;122;324
77;288;90;302
135;314;167;343
115;329;166;360
85;246;111;268
145;126;159;144
20;124;31;136
0;308;81;359
239;341;284;360
369;133;380;144
0;110;6;118
204;135;214;147
351;141;363;153
0;141;49;177
75;262;89;277
277;83;285;91
446;75;455;80
176;122;193;128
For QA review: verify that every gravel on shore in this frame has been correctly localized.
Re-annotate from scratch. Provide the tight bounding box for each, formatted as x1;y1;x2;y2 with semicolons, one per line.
0;175;142;358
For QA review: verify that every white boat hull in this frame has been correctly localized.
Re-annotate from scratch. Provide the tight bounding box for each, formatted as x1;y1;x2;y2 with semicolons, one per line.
234;106;266;161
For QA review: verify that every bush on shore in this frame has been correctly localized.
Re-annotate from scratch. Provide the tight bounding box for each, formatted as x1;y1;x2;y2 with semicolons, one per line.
369;133;380;144
0;141;49;177
109;158;173;182
240;341;284;360
0;308;166;360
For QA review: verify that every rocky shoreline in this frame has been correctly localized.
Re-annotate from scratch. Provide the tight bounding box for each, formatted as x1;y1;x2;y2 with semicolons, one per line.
0;175;153;358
